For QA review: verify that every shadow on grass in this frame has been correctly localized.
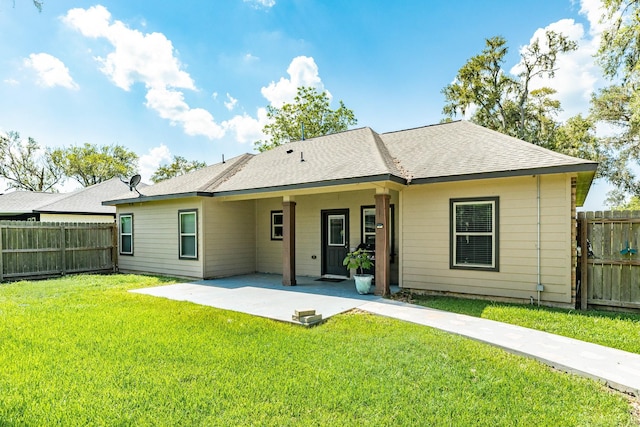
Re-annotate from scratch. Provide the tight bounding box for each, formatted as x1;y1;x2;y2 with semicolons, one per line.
391;290;640;323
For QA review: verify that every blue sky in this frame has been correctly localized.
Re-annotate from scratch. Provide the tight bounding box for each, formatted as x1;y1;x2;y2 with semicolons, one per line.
0;0;614;208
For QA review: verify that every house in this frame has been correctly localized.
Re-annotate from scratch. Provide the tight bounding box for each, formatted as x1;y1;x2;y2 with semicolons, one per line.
0;178;140;223
104;121;597;308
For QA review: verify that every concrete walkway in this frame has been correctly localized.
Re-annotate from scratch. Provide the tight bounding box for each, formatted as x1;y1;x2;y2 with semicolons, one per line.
131;274;640;397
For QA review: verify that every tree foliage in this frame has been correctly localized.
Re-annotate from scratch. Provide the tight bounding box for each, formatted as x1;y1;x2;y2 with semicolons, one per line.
0;131;63;192
254;86;357;152
442;32;577;146
151;156;207;183
591;0;640;195
50;143;138;187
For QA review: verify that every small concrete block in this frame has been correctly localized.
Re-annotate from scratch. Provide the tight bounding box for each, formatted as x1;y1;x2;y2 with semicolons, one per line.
298;314;322;325
294;309;316;317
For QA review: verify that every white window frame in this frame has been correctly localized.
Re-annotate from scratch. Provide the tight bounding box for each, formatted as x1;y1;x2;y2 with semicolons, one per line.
119;213;133;255
451;197;499;271
327;214;346;246
179;210;198;260
271;211;284;240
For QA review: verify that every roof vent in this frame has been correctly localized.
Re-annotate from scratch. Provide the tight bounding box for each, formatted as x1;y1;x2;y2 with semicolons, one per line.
286;149;294;154
300;152;305;162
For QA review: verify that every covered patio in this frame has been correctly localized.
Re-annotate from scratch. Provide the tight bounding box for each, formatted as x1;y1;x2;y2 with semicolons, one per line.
131;273;399;324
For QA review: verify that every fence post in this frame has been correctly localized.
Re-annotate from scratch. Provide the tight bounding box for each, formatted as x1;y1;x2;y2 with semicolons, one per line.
0;224;3;282
111;223;118;272
580;216;588;310
60;224;66;276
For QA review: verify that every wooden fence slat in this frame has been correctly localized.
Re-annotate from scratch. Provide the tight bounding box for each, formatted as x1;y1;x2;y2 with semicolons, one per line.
0;221;115;282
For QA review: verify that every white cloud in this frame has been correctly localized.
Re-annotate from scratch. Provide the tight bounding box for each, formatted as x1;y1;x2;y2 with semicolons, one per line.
63;5;223;139
23;53;79;90
243;0;276;9
223;108;269;144
261;56;326;107
3;79;19;86
145;87;224;138
138;144;172;183
224;93;238;111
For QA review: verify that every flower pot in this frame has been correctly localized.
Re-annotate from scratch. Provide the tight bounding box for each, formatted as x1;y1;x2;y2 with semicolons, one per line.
354;274;373;294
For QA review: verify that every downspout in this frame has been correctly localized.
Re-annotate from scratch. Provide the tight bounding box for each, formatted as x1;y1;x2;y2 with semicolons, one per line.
537;175;542;306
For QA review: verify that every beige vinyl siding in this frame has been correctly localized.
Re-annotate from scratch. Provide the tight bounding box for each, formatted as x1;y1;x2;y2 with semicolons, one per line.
255;190;399;281
202;199;256;278
116;198;204;279
256;198;286;273
40;213;115;223
401;174;574;304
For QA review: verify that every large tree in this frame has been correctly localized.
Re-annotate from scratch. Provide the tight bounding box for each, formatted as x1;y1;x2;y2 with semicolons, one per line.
151;156;206;183
50;143;138;187
442;32;577;146
0;131;64;192
254;86;357;152
591;0;640;196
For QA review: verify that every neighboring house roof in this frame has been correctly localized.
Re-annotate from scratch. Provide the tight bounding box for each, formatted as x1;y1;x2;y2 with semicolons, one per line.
0;178;144;216
103;121;598;206
0;191;67;214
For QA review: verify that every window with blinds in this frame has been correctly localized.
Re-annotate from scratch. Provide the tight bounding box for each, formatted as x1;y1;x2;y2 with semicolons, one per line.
450;197;499;271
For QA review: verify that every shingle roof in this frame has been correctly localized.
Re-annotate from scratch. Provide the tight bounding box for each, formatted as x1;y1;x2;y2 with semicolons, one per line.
104;153;253;204
215;127;405;193
0;191;66;214
381;121;597;182
37;178;140;214
0;178;145;215
103;121;598;205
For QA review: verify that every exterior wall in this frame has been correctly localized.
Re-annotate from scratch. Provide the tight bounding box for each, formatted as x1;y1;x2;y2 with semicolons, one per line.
255;190;400;282
40;213;115;223
202;198;256;278
401;174;574;305
116;198;204;279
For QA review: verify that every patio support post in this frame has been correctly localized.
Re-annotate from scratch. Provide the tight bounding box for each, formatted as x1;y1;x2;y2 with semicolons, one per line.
282;199;296;286
374;193;391;296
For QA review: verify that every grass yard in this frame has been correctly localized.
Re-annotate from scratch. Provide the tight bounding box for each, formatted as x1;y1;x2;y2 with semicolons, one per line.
400;293;640;355
0;274;637;426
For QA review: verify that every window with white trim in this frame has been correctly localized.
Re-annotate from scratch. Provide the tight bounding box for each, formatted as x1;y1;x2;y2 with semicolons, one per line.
271;211;283;240
119;213;133;255
450;197;499;271
179;210;198;259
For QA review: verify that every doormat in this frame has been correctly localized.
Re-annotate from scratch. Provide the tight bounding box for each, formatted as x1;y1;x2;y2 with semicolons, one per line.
315;277;345;283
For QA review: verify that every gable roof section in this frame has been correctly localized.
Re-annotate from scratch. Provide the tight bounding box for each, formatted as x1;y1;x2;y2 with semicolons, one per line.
103;153;253;205
214;127;405;195
382;121;597;204
0;191;67;214
381;121;597;182
35;178;140;215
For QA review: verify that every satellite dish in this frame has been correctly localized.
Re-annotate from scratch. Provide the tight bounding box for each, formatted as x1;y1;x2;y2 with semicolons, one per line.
120;174;143;197
129;174;141;190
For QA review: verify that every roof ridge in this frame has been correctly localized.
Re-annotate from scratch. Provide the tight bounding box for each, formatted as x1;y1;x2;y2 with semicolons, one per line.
381;120;463;136
203;153;254;192
369;129;406;179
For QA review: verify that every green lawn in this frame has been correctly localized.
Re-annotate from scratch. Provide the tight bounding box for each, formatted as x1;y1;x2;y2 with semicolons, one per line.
0;274;637;426
401;293;640;355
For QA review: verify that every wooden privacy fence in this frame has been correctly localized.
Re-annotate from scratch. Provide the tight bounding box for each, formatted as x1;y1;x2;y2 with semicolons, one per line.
577;211;640;311
0;221;116;281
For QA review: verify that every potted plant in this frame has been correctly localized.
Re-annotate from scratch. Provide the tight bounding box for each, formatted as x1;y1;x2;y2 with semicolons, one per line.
343;248;374;294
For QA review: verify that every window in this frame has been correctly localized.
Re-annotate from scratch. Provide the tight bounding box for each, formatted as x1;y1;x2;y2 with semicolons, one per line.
179;210;198;259
360;205;396;262
450;197;499;271
271;211;283;240
119;214;133;255
328;214;346;246
362;207;376;245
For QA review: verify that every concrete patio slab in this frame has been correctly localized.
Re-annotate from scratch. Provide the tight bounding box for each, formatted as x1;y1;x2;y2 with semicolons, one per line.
131;274;394;324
